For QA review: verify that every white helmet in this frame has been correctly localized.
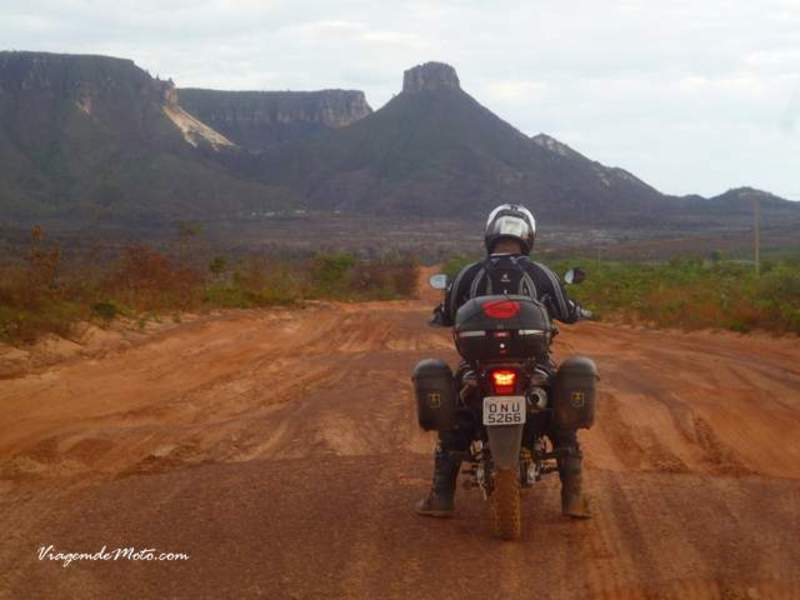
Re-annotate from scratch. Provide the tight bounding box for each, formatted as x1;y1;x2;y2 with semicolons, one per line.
484;204;536;254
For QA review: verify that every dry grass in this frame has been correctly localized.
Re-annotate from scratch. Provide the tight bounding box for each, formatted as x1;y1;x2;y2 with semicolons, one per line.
0;228;419;345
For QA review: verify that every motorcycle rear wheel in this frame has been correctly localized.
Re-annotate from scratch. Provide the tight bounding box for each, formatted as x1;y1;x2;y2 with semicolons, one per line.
489;468;522;540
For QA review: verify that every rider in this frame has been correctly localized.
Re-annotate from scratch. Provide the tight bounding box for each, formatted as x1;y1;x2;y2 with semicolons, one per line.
416;203;592;520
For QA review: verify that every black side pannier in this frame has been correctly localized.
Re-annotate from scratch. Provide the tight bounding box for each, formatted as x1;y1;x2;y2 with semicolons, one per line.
412;359;457;431
552;356;598;430
453;295;553;363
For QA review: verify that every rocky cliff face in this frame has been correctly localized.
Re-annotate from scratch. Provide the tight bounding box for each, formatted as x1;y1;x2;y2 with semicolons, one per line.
0;52;234;150
0;51;145;93
0;51;167;127
0;51;292;223
178;89;372;151
158;80;233;149
402;62;460;94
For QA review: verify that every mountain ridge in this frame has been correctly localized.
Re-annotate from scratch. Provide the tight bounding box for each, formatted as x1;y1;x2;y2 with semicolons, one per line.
0;51;796;230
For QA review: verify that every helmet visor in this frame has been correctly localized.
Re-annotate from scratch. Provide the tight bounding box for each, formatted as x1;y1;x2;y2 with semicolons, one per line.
486;204;535;228
491;215;531;239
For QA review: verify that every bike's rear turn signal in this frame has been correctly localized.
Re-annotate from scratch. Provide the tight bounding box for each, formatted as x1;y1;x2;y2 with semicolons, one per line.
482;300;520;319
491;369;517;395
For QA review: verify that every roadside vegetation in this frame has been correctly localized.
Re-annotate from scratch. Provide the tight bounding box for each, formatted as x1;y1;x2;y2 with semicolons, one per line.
442;253;800;335
0;227;418;345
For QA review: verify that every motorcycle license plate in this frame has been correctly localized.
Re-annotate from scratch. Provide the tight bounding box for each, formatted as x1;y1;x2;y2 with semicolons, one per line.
483;396;526;426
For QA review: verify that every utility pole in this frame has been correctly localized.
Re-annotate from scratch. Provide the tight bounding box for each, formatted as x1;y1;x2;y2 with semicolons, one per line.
753;196;761;277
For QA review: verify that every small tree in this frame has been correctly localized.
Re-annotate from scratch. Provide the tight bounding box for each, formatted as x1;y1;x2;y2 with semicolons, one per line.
209;256;228;277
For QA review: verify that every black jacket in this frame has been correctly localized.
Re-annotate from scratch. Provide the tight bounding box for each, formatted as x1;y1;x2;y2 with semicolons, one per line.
435;254;581;326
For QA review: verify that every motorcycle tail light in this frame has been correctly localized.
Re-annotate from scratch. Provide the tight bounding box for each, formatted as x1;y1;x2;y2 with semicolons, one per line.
491;369;517;395
482;300;520;319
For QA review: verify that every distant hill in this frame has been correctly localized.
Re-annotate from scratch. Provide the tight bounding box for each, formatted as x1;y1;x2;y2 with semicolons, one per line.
705;187;794;211
0;51;296;225
249;62;795;225
178;88;372;152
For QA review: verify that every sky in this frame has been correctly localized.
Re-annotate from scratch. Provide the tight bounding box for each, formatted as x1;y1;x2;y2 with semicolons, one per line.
2;0;799;200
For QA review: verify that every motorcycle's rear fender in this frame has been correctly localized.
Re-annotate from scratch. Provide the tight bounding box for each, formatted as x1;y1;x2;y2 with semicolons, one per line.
487;424;524;470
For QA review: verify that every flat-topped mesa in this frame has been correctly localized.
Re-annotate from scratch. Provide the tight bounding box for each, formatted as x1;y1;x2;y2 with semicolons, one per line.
176;88;372;150
402;62;460;93
177;89;372;129
0;51;181;116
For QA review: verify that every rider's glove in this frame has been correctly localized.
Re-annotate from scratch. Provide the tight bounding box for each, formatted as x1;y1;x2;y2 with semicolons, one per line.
429;305;447;327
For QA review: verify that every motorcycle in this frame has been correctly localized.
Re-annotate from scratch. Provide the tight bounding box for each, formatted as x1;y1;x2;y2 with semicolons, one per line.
413;268;598;540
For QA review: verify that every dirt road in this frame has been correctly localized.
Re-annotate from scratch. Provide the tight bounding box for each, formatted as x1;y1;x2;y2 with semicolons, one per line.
1;288;799;598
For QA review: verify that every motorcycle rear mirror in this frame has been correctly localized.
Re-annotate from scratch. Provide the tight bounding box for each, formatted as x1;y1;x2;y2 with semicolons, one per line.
429;274;449;290
564;267;586;285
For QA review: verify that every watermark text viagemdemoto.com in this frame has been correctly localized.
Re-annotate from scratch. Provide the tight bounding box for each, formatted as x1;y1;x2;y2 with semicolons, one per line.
37;545;190;568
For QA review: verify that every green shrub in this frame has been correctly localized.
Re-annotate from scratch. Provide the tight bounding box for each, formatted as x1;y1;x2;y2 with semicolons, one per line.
91;301;120;322
208;256;227;276
309;252;357;297
554;256;800;334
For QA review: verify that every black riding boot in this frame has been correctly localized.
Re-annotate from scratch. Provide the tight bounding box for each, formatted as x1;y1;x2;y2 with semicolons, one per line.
558;448;591;519
415;442;463;518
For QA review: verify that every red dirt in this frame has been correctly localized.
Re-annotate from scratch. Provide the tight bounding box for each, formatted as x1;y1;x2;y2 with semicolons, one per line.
1;279;799;598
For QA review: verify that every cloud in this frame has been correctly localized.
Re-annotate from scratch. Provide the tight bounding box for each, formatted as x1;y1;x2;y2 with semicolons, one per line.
360;31;427;48
782;86;800;134
289;20;366;39
485;80;550;102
